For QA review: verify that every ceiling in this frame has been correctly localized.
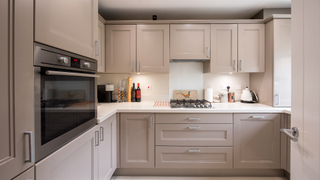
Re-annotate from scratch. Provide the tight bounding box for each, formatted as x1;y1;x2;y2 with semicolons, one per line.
98;0;291;20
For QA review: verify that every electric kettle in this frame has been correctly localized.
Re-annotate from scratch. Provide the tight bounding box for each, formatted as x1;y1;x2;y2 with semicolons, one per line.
241;87;259;103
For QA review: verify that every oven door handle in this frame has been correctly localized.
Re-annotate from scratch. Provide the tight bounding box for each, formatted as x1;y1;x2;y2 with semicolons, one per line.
45;70;100;78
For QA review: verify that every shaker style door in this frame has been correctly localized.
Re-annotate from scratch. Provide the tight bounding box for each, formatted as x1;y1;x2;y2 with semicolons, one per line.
97;18;106;73
106;25;136;73
0;0;34;179
35;0;98;59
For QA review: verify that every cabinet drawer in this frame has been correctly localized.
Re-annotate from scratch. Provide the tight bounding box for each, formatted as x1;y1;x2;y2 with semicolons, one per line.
156;114;232;124
156;124;233;146
156;146;233;169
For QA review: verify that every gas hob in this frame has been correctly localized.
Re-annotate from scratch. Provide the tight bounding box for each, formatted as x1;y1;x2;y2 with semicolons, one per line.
170;99;212;108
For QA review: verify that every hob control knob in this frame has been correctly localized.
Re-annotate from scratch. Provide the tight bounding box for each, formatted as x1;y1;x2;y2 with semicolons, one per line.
200;104;204;108
59;57;68;64
84;62;90;68
196;105;200;108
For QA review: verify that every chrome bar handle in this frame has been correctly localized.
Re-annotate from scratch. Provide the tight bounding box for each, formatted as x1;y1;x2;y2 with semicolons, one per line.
234;60;237;71
95;40;100;56
188;126;200;129
100;127;104;142
138;61;141;72
149;116;153;128
206;47;209;58
95;131;100;146
275;94;280;105
250;116;264;119
280;127;299;142
132;61;134;72
24;131;34;163
46;70;100;78
239;60;243;71
188;118;200;120
188;149;200;153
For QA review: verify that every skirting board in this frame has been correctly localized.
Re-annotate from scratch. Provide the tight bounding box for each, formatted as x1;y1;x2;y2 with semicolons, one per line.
114;168;286;177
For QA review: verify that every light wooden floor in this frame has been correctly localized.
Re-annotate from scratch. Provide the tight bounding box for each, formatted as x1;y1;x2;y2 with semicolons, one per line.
111;176;288;180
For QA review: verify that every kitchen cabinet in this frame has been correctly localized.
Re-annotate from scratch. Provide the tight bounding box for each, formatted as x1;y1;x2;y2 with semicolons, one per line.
156;147;233;169
137;25;169;73
35;0;98;59
106;25;136;73
250;18;291;107
0;0;34;179
205;24;264;73
210;24;238;73
96;114;117;180
36;126;97;180
12;167;34;180
97;17;106;73
238;24;265;72
170;24;210;60
233;114;281;169
120;113;154;168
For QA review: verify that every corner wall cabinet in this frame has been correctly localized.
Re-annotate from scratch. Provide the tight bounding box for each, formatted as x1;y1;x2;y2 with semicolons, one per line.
35;0;98;59
106;25;137;73
170;24;211;60
233;114;281;169
0;0;34;179
120;113;155;168
206;24;265;73
97;18;106;72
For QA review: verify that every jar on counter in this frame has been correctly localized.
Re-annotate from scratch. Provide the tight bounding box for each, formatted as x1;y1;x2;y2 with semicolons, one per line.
228;92;235;103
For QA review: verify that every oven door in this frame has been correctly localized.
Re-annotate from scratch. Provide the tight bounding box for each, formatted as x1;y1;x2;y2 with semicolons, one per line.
34;67;98;162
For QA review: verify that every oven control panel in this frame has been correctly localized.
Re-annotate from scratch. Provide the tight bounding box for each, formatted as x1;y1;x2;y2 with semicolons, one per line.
71;58;81;68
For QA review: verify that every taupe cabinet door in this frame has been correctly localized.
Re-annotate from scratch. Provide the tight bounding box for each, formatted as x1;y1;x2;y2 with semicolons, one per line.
36;126;97;180
238;24;265;72
0;0;34;179
97;115;117;180
137;25;169;73
210;24;238;73
120;113;154;168
170;24;210;60
233;114;281;169
106;25;136;73
35;0;98;59
97;19;106;73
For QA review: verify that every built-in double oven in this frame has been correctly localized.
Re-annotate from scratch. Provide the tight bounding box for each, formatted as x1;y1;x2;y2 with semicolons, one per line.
34;43;99;162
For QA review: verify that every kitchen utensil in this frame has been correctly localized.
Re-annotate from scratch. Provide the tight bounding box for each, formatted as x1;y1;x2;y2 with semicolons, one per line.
228;92;235;102
98;84;114;103
241;87;259;103
220;91;228;103
205;85;213;102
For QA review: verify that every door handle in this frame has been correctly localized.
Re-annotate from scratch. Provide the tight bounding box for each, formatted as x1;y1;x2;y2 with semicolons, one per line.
188;118;200;121
206;47;209;58
100;127;104;141
24;131;34;163
239;60;243;71
280;127;299;142
95;131;100;146
132;61;134;72
275;94;280;105
149;116;153;128
188;149;200;153
138;61;141;72
95;40;100;56
250;116;264;119
188;126;200;129
234;60;237;71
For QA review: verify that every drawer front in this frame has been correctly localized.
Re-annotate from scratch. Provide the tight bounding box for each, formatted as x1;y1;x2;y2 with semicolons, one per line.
156;124;233;146
156;114;233;124
156;146;233;169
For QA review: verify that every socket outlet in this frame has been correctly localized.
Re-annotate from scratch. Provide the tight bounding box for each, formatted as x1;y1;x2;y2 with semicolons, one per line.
146;85;152;91
236;85;242;90
221;85;230;90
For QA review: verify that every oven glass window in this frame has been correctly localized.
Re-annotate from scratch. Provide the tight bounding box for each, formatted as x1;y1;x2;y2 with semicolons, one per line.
40;74;95;145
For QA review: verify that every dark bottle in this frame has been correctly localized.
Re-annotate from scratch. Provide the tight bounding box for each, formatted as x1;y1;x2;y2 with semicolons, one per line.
131;83;136;102
136;83;141;102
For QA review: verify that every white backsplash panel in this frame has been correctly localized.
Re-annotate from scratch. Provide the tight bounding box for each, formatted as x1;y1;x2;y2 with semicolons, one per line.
169;63;204;99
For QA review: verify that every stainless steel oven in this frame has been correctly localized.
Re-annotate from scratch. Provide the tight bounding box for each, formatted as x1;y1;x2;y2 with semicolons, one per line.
34;43;99;162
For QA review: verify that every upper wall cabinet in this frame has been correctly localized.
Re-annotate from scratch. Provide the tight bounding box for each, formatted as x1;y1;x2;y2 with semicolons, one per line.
106;25;136;73
35;0;98;59
205;23;265;73
137;25;169;73
97;18;106;73
170;24;210;60
210;24;238;73
238;24;265;73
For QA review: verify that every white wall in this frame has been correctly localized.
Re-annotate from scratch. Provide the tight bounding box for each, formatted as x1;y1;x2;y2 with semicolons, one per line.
98;63;250;102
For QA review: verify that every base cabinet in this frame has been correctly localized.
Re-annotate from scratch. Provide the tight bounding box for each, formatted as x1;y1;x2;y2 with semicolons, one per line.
120;113;155;168
97;115;117;180
233;114;281;169
35;126;97;180
12;167;34;180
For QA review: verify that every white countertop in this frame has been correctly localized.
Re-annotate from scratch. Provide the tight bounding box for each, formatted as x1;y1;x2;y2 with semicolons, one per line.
97;101;291;123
